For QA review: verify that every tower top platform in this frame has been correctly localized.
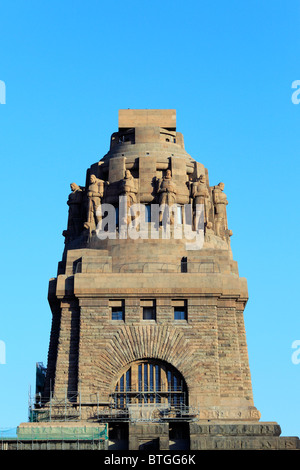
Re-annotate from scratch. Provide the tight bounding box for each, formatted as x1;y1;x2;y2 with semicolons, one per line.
118;109;176;130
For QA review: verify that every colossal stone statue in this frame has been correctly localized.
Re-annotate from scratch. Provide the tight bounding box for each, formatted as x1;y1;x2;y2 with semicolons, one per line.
63;182;83;239
119;170;138;225
191;174;210;230
157;169;177;223
212;182;228;238
84;174;104;232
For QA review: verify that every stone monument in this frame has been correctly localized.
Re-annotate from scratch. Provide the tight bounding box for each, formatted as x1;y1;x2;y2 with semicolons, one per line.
17;109;299;451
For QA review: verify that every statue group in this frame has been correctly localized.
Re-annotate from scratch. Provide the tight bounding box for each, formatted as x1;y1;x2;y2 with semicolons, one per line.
64;169;231;242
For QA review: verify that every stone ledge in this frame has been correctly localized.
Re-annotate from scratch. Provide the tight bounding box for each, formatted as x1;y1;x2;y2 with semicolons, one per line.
190;436;299;450
190;422;281;436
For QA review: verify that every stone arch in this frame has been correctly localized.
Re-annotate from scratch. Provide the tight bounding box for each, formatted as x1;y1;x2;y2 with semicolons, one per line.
96;325;198;398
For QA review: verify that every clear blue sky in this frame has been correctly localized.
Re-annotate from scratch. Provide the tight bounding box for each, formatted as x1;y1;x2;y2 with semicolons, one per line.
0;0;299;437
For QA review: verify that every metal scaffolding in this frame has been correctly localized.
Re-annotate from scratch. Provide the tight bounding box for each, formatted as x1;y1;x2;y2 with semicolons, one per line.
29;389;198;423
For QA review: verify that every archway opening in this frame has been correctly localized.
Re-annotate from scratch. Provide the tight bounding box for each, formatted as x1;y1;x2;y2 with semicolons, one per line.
112;359;188;409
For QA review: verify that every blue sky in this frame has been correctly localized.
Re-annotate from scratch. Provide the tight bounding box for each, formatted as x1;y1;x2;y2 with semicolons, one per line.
0;0;299;437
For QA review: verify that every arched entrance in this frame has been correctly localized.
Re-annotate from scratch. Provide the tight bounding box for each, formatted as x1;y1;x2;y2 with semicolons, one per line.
112;359;188;409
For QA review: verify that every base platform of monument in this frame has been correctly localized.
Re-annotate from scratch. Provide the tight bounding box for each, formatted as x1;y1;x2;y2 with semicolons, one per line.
6;421;298;451
127;421;299;450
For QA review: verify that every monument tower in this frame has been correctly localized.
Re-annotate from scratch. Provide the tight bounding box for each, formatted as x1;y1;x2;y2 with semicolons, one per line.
19;109;299;450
